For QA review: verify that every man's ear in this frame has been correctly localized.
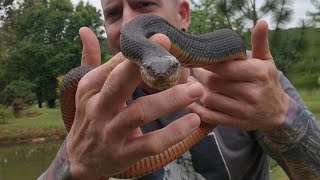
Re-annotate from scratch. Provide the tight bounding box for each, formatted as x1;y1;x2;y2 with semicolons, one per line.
177;0;190;31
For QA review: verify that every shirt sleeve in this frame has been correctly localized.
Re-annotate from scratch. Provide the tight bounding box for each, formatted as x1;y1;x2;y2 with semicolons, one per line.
260;71;320;179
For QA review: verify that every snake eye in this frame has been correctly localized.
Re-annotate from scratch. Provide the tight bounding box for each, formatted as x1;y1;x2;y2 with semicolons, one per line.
172;63;177;69
145;64;152;72
171;61;179;72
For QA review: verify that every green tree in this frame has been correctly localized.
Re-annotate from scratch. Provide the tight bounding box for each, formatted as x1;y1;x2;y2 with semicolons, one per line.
0;80;36;116
269;23;308;72
189;0;244;34
188;0;310;76
0;0;16;25
231;0;293;29
188;0;294;49
266;0;304;72
189;0;293;31
285;26;320;89
0;0;19;92
3;0;104;108
0;29;10;91
308;0;320;27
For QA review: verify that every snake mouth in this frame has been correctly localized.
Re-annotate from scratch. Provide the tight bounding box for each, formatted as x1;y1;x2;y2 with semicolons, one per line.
141;68;181;90
140;55;181;90
141;72;181;90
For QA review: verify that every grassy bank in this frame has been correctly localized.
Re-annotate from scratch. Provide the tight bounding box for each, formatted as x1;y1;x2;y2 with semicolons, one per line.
297;89;320;118
0;107;66;144
270;164;289;180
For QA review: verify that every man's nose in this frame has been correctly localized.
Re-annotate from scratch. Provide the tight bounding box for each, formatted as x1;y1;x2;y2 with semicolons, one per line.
121;8;140;31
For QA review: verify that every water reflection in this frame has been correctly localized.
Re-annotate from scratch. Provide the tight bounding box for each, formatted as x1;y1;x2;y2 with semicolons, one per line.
0;141;62;180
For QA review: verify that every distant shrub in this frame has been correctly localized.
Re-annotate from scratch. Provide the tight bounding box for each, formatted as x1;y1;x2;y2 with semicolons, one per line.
287;73;319;89
0;107;14;124
0;80;36;116
56;75;64;98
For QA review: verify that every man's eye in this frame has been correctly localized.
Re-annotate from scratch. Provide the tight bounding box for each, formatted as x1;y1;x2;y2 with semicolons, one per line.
108;10;119;17
105;10;121;21
138;1;156;8
141;2;153;7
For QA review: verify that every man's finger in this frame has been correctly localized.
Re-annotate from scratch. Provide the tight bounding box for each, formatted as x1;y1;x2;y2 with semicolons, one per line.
112;81;204;133
76;53;126;99
251;21;272;60
149;33;171;51
123;113;201;159
80;27;101;67
187;102;241;128
195;60;265;82
96;33;172;113
96;59;141;113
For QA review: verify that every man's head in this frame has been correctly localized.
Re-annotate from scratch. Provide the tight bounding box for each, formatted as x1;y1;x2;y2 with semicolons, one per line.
101;0;190;54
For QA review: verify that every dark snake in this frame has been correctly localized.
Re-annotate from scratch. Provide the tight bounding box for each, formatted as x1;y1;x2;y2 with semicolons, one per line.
60;14;247;179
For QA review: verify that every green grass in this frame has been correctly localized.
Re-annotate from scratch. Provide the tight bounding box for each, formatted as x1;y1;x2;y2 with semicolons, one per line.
270;165;289;180
297;89;320;118
0;106;64;130
0;106;66;143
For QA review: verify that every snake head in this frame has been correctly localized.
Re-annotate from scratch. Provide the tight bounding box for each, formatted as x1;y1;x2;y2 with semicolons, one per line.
141;55;181;90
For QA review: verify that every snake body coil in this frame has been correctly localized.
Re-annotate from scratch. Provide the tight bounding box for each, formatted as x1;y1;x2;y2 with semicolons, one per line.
60;14;247;179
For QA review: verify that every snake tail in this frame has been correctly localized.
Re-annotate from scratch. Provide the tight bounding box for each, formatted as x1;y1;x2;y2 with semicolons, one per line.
111;123;214;179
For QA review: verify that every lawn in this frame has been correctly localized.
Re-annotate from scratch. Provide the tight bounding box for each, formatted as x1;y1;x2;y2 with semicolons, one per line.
0;106;66;143
297;89;320;119
270;162;289;180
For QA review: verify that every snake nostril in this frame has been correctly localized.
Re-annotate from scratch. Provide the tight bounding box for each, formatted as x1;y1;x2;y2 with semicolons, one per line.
146;64;152;72
172;61;179;71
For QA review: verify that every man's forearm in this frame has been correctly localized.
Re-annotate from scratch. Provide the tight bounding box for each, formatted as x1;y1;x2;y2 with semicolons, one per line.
263;98;320;179
38;139;72;180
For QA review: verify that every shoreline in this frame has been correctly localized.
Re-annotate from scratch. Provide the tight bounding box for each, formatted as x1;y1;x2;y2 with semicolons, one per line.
0;127;67;146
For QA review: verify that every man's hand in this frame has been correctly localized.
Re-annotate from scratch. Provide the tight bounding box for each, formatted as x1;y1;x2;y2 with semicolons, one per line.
66;28;204;179
187;21;290;131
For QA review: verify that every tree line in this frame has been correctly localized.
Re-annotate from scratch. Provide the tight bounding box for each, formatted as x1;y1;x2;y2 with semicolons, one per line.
0;0;319;114
0;0;104;113
189;0;319;89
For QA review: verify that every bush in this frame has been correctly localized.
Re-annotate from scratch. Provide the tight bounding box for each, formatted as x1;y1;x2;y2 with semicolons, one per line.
0;80;36;116
287;73;319;89
0;107;14;124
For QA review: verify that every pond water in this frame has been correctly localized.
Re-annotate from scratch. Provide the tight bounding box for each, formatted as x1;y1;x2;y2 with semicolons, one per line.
0;141;62;180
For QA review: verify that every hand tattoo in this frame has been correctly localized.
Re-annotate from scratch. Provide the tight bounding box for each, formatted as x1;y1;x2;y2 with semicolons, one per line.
38;139;72;180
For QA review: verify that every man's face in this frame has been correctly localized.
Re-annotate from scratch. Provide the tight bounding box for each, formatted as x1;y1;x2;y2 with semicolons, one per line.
102;0;181;54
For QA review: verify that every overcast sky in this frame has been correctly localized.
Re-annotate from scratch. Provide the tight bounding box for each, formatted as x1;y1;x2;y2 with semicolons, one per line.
71;0;316;29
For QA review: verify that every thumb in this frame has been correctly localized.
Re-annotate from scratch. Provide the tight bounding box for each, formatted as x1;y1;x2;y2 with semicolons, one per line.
149;33;171;51
251;21;273;60
79;27;101;67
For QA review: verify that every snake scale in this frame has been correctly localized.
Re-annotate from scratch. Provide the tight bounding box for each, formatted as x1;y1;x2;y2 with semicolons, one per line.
60;14;247;179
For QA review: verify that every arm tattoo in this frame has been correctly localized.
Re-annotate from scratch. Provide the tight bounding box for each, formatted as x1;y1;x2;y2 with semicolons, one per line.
263;99;320;179
38;139;72;180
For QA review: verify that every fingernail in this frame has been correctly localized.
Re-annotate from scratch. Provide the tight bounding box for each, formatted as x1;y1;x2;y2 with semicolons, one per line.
188;114;201;129
187;82;203;98
187;76;197;83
